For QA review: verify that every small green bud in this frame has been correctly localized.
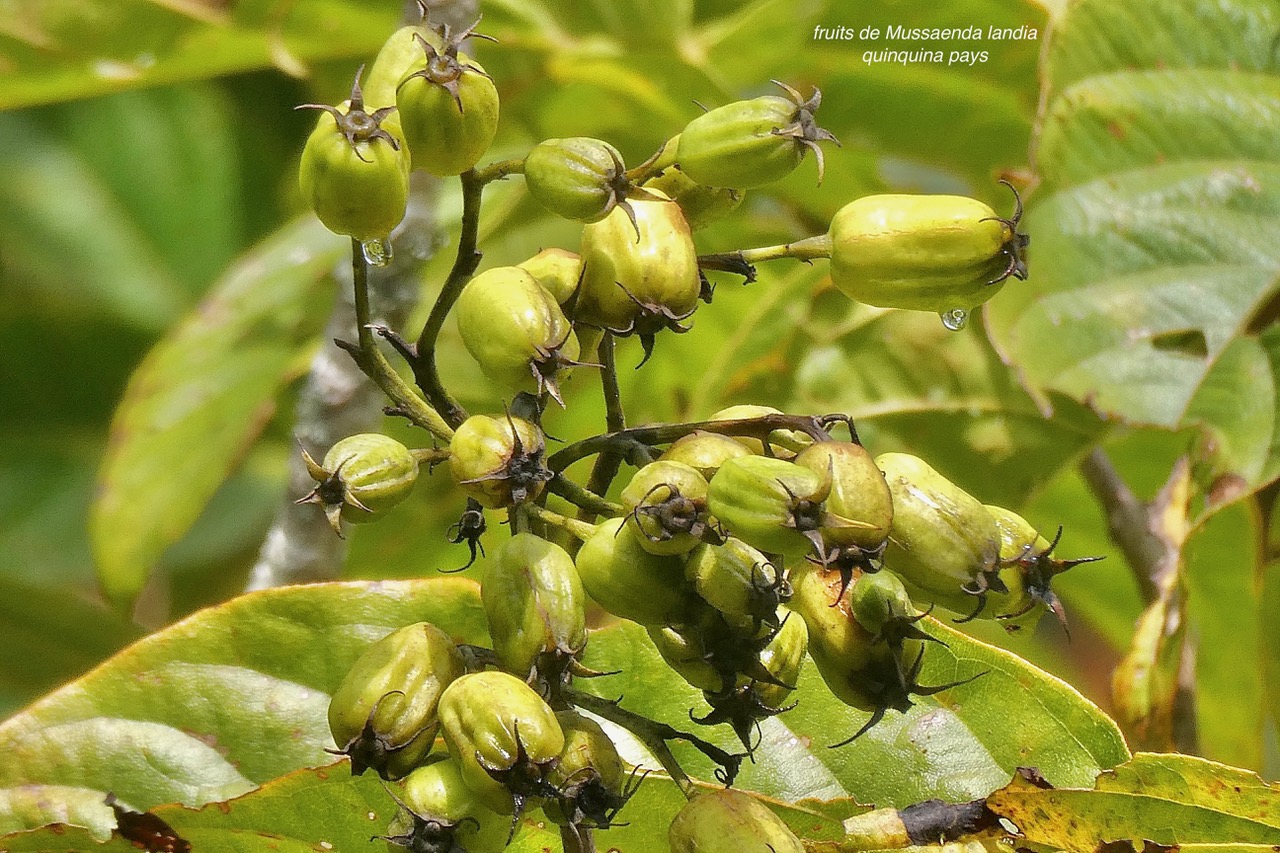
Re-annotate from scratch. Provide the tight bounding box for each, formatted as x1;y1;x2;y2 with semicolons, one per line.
525;137;639;224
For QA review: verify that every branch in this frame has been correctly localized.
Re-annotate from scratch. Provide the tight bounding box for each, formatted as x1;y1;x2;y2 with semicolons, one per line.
412;159;525;427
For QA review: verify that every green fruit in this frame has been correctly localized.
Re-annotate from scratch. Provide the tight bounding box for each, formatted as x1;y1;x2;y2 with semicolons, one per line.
876;452;1003;620
364;22;445;108
577;189;700;357
643;165;744;230
381;758;509;853
396;25;499;176
659;430;752;480
676;81;837;189
574;517;693;626
454;266;580;405
327;622;465;780
621;460;712;556
794;441;893;550
985;505;1101;634
298;73;409;242
707;455;830;559
647;619;734;694
668;789;804;853
708;404;812;457
683;537;787;632
482;534;587;679
789;561;877;678
544;711;633;830
524;137;633;223
448;414;551;509
827;186;1029;314
299;433;419;535
752;609;808;710
437;671;565;815
517;248;582;305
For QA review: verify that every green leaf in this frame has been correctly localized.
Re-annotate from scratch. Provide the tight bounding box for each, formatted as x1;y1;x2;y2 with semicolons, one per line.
0;579;489;838
0;0;403;110
1186;502;1266;771
986;0;1280;499
88;217;340;608
577;617;1129;808
0;578;1126;846
0;112;190;332
986;753;1280;847
0;575;140;715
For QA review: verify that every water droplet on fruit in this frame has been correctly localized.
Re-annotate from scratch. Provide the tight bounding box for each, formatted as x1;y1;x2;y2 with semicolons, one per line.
361;237;392;267
940;308;968;331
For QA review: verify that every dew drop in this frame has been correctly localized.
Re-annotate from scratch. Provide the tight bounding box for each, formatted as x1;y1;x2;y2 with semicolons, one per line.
940;308;968;331
361;237;392;267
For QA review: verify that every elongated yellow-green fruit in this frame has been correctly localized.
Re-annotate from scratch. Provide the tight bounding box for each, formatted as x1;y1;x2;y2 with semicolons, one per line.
828;193;1021;312
875;452;1001;614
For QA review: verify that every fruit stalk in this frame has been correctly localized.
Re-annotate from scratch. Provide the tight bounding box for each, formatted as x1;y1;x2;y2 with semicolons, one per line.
577;332;629;522
547;413;841;473
339;238;454;441
410;159;526;428
699;233;833;276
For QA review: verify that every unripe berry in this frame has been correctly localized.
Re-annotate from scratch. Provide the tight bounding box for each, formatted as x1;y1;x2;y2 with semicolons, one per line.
574;518;694;626
396;23;499;176
708;404;812;457
659;430;752;480
298;433;418;535
516;248;582;305
794;440;893;550
577;190;700;361
676;81;838;189
543;710;636;833
621;460;713;556
875;452;1003;622
668;789;804;853
707;455;830;559
482;534;587;680
327;622;465;780
683;537;787;633
643;165;744;230
524;137;639;224
437;671;565;816
827;184;1029;318
448;415;552;509
455;266;581;405
297;72;409;243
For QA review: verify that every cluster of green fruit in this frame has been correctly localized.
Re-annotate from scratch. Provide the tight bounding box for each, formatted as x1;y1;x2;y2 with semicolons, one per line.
316;408;1096;851
292;9;1062;851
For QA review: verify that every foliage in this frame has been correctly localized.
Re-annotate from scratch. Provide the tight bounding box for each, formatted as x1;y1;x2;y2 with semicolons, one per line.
0;0;1277;850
